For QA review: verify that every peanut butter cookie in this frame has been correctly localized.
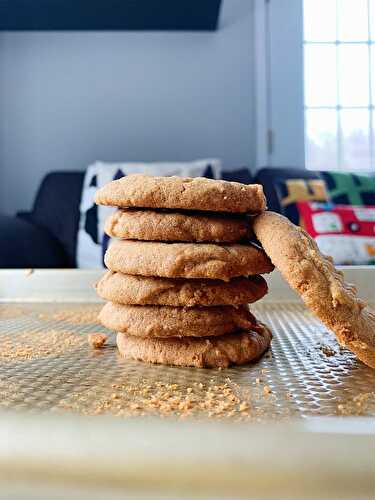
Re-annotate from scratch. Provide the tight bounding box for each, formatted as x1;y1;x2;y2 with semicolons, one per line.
105;208;251;242
96;272;268;307
95;174;266;213
254;211;375;369
117;323;272;368
99;302;255;338
104;240;274;281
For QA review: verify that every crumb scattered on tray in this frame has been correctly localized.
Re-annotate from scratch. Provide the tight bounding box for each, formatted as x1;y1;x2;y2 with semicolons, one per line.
24;268;34;277
38;306;101;325
0;305;27;320
88;333;107;349
0;330;85;361
319;344;337;357
263;385;272;395
0;379;22;405
58;377;287;422
337;393;375;416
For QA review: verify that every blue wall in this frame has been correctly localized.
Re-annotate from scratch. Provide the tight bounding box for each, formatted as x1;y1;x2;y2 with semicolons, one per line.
0;0;254;214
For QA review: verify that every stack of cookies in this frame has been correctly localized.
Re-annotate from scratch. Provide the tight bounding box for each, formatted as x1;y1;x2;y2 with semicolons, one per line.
95;174;274;369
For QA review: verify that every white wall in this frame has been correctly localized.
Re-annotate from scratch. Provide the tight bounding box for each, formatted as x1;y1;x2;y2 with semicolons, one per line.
0;0;255;215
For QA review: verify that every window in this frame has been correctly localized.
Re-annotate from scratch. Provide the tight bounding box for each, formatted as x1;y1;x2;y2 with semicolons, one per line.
304;0;375;171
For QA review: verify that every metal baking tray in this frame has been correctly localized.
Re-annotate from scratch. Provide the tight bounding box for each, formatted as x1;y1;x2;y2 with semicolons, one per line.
0;300;374;419
0;269;374;499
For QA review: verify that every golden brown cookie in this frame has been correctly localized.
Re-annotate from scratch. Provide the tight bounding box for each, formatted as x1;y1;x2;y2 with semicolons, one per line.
104;240;274;281
253;211;375;369
96;272;268;307
98;302;255;338
95;174;266;213
104;208;252;243
116;322;272;368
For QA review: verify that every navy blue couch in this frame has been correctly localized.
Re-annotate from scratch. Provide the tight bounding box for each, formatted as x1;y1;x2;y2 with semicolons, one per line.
0;167;320;268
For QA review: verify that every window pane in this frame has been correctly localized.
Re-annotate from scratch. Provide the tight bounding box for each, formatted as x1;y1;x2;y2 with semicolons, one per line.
304;0;336;41
304;45;337;106
369;0;375;40
338;0;368;41
338;45;369;106
306;109;338;170
340;109;370;170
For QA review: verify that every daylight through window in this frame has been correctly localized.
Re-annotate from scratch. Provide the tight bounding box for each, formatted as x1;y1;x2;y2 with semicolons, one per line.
304;0;375;171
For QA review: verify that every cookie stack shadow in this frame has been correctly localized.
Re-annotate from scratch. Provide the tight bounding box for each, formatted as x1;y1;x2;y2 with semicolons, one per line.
95;174;274;369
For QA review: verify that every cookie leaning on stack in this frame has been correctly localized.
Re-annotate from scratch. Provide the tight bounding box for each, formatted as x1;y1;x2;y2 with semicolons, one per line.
95;174;274;368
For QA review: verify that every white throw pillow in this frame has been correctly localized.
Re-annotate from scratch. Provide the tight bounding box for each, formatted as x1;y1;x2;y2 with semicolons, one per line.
76;159;221;268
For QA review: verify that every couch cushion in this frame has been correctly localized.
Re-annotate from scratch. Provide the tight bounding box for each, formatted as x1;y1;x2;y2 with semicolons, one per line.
320;171;375;206
29;172;84;267
254;167;322;212
0;215;68;268
274;178;329;225
297;201;375;265
221;168;252;184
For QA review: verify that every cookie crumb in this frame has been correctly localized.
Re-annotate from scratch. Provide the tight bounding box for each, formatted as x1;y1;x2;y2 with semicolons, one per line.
319;344;336;357
25;268;34;277
337;393;375;416
88;333;107;349
39;306;101;325
263;385;272;395
59;378;276;422
255;378;261;384
0;329;83;361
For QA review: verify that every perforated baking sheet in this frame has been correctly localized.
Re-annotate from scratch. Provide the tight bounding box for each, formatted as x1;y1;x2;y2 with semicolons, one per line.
1;301;374;420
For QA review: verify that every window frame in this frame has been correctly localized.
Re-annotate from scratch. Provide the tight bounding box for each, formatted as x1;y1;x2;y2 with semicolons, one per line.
304;0;375;171
254;0;375;171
